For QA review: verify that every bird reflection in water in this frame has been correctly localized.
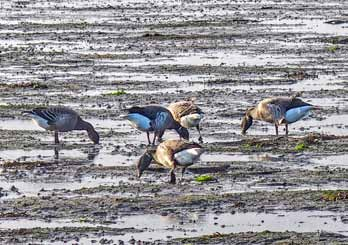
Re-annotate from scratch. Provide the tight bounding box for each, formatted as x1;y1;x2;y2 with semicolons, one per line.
53;145;100;161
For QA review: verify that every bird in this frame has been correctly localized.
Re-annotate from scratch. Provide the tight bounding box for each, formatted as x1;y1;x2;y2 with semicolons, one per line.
23;106;99;144
167;100;204;143
241;95;320;136
125;105;189;145
136;139;204;184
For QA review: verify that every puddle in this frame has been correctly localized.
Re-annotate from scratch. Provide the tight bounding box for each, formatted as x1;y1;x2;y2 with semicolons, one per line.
264;18;348;36
0;119;39;131
202;153;279;162
0;149;85;161
91;72;214;85
85;76;345;97
311;154;348;168
0;175;135;199
92;153;137;166
1;210;347;242
0;218;93;229
99;51;303;68
107;210;348;240
87;119;130;132
0;147;137;167
291;114;348;136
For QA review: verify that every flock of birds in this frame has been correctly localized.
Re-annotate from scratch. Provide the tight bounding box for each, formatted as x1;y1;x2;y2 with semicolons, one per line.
23;95;319;184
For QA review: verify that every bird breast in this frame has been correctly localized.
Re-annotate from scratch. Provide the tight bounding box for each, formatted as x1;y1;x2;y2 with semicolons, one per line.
127;113;152;131
285;106;313;124
180;113;203;128
174;148;204;166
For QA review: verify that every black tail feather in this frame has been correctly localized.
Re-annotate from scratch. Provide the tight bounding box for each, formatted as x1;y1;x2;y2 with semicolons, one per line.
127;106;144;114
287;98;312;110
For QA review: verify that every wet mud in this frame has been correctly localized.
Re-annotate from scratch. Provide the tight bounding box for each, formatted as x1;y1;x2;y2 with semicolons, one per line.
1;0;348;244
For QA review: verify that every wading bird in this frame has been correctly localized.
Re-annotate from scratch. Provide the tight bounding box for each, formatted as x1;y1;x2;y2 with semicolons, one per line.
167;100;204;143
241;95;320;136
136;139;204;184
126;105;189;145
23;106;99;144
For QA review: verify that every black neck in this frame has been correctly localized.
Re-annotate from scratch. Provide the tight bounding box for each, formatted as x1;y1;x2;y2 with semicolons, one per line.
75;118;93;131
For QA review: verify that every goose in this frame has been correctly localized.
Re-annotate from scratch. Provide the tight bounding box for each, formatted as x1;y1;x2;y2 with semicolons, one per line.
167;100;204;143
241;96;320;136
23;106;99;144
126;105;189;145
136;139;204;184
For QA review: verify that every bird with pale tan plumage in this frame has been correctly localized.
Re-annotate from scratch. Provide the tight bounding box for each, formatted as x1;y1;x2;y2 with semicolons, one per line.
166;99;204;143
136;139;204;184
241;95;321;136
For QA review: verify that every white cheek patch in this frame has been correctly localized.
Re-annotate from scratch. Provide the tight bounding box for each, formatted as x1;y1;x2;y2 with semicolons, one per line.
174;148;204;166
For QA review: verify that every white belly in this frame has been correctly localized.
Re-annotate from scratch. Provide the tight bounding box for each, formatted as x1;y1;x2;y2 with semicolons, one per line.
174;148;204;166
180;113;203;128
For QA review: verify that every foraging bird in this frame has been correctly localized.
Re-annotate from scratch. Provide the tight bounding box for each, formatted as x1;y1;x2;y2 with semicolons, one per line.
167;100;204;143
136;139;204;184
126;105;189;145
241;96;320;136
23;106;99;144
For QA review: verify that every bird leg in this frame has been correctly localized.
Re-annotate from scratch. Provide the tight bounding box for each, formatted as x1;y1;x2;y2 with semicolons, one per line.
274;124;279;136
54;146;59;160
196;125;203;143
285;124;289;136
152;133;157;145
157;131;164;142
181;167;187;178
169;168;176;184
146;131;151;145
54;131;59;144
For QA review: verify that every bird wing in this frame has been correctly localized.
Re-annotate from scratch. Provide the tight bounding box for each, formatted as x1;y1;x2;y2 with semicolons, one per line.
30;107;59;125
29;107;78;131
164;140;203;155
266;97;312;124
269;97;312;110
127;106;168;120
286;98;313;110
168;101;203;121
152;111;172;131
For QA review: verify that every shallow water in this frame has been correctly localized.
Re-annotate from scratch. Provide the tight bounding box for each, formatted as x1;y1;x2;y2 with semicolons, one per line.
310;154;348;168
1;210;347;242
110;210;348;240
264;18;348;36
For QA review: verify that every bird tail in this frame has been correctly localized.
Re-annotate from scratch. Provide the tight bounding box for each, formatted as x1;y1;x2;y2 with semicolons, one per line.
312;106;322;110
126;106;144;114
